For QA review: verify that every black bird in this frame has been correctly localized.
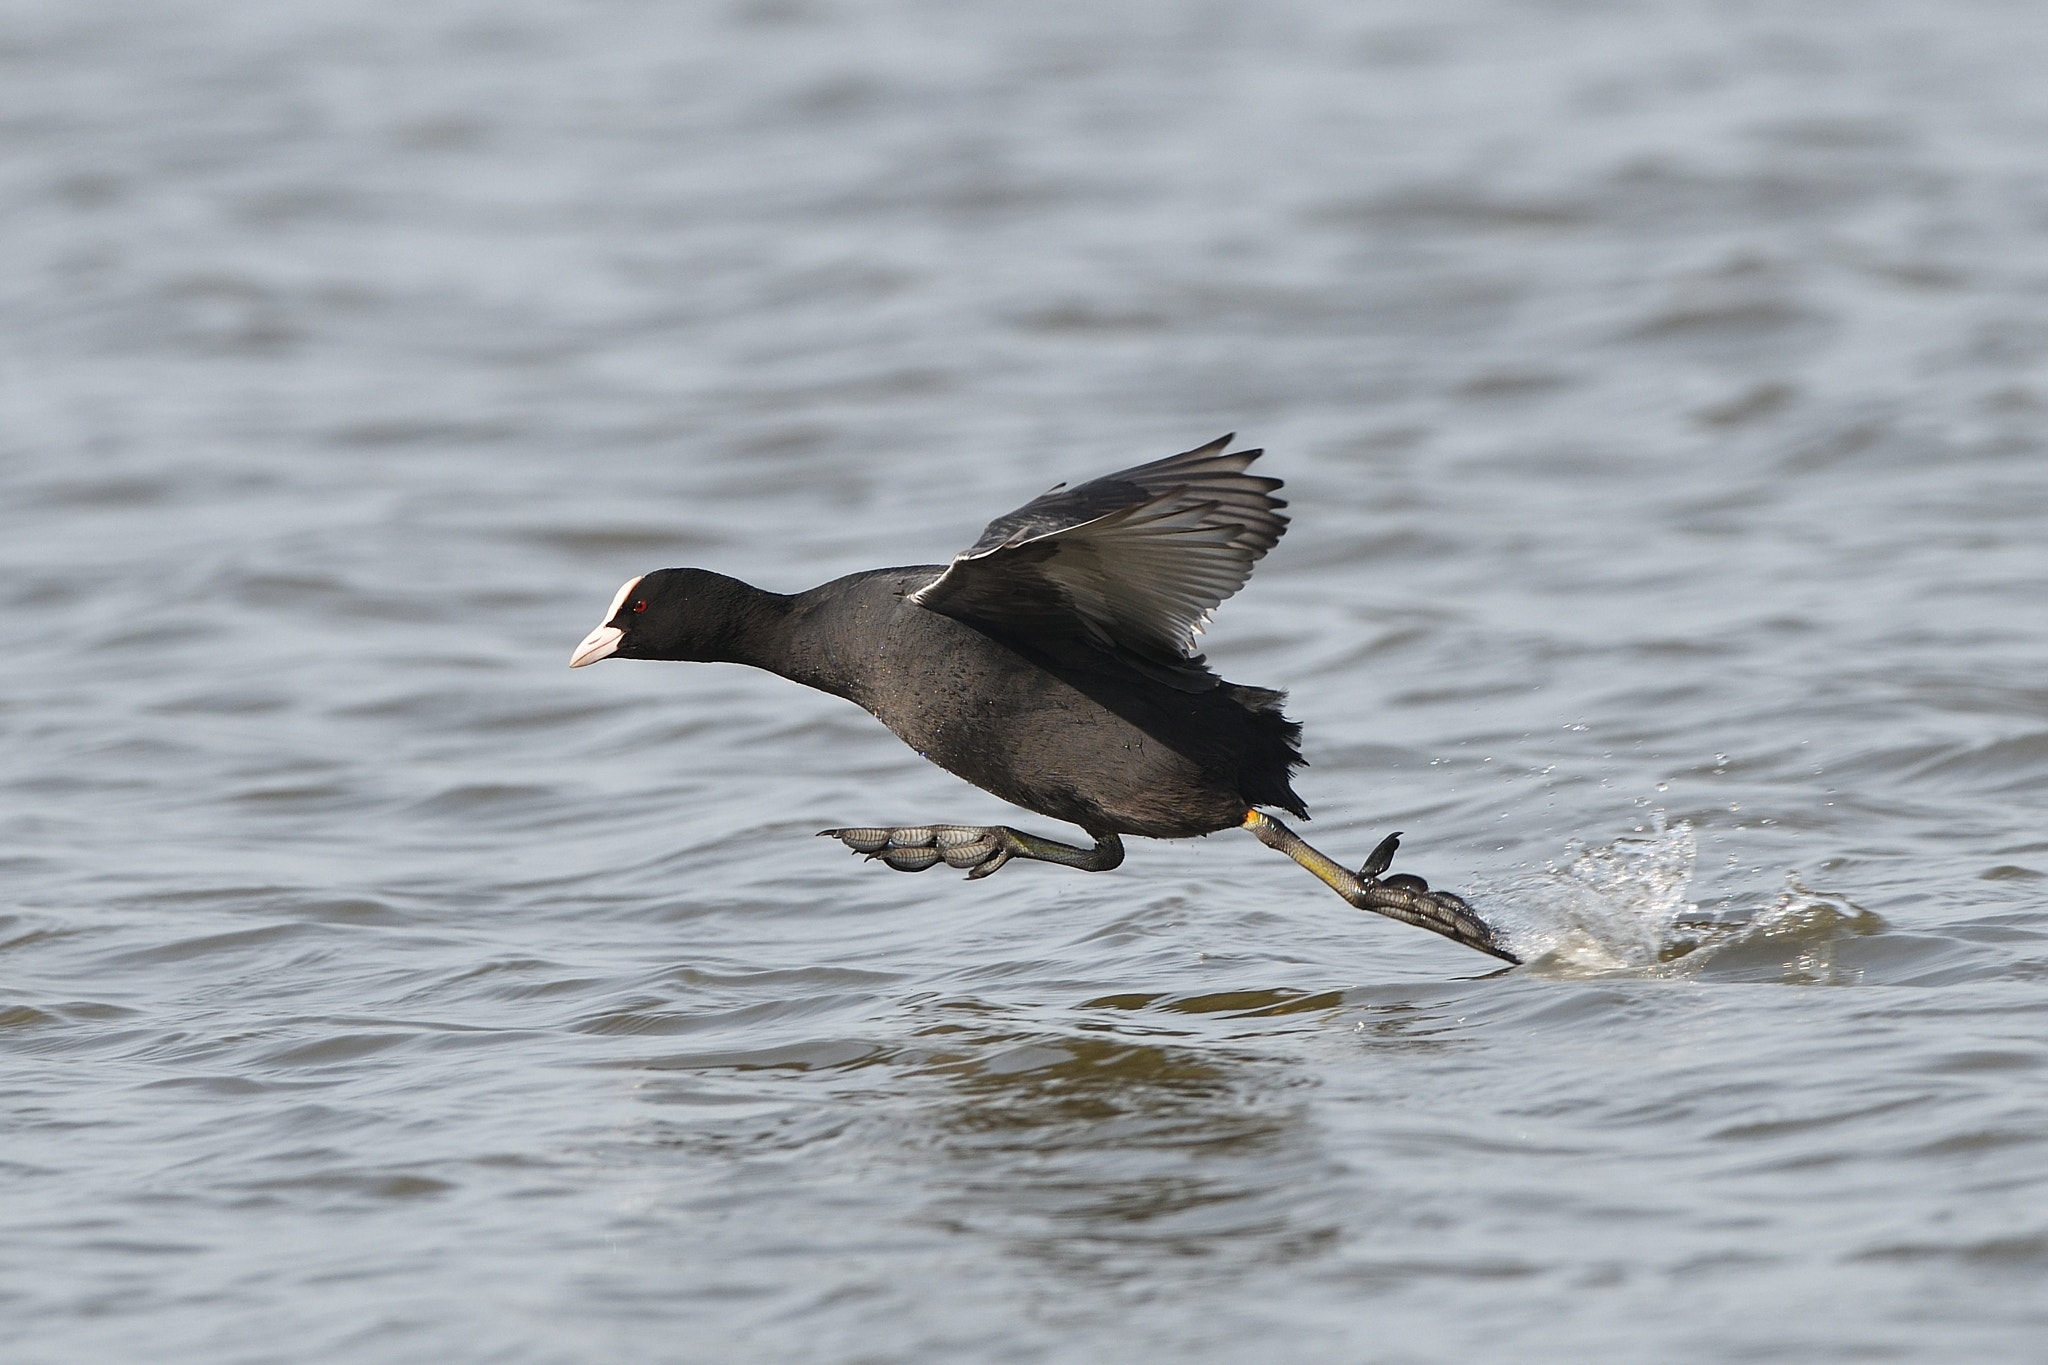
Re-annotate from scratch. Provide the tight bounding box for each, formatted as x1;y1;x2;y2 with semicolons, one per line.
570;436;1517;963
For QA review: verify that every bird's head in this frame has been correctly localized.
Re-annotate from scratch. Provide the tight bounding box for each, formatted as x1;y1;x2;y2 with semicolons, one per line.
568;567;759;667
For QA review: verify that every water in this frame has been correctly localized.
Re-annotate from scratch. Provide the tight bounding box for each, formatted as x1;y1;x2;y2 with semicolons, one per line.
5;0;2048;1359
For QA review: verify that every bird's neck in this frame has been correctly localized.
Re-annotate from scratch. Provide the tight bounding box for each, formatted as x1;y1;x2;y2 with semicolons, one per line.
692;582;858;707
696;582;800;673
749;578;892;707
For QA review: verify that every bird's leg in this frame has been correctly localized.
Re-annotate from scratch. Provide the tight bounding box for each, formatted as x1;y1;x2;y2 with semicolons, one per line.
1240;811;1520;964
820;825;1124;880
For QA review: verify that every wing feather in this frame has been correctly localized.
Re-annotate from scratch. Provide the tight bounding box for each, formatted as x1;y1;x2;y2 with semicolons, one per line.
908;435;1288;661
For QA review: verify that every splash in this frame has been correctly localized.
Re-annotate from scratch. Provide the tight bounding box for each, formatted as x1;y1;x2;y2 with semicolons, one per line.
1474;816;1881;980
1488;817;1699;971
1664;879;1884;984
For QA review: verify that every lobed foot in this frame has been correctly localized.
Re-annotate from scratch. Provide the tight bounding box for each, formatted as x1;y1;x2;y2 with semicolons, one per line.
1243;811;1520;964
1351;831;1432;893
820;825;1013;878
1344;879;1516;964
1359;832;1402;881
821;824;1124;879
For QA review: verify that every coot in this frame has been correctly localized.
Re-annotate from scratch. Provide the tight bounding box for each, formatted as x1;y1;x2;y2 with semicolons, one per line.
570;436;1516;963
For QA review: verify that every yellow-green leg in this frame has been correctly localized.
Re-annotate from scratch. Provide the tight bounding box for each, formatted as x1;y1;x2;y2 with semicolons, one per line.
1241;811;1519;964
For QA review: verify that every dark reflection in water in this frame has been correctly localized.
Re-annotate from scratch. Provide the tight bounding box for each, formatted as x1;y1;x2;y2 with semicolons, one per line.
917;1030;1315;1268
615;988;1497;1324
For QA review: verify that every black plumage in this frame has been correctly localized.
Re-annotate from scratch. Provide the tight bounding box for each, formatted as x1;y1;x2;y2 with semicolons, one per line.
570;437;1517;963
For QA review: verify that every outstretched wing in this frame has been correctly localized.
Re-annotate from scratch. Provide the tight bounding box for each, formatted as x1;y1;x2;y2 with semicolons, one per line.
909;435;1287;662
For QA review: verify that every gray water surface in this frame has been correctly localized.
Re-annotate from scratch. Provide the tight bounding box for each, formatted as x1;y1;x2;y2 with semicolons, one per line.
6;1;2048;1361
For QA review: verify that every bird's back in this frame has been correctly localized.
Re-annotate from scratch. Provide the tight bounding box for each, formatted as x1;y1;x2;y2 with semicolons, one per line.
778;569;1304;838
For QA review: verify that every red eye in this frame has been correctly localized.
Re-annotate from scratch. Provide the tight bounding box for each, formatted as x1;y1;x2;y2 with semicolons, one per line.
633;600;647;613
